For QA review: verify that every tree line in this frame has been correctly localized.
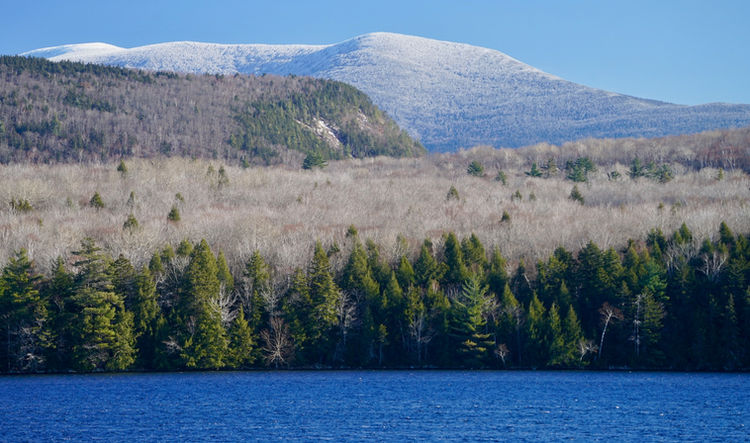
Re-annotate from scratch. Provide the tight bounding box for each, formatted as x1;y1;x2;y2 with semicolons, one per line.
1;223;748;373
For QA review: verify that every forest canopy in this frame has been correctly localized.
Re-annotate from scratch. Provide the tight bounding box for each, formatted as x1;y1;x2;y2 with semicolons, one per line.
0;55;424;165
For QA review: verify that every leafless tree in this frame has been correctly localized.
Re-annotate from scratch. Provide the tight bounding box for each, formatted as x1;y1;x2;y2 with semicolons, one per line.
260;317;293;368
494;343;510;367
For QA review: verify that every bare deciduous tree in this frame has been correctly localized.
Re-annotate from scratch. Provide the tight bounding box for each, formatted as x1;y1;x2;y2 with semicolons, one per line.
260;317;293;368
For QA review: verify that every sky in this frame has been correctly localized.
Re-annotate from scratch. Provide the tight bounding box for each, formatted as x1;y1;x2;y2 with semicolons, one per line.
3;0;749;105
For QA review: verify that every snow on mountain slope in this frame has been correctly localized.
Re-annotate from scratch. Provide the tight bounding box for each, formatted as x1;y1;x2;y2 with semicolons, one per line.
23;32;750;151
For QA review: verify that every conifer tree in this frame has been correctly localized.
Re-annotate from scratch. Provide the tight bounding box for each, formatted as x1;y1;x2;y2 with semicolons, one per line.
226;307;255;368
414;241;445;287
487;248;509;298
132;267;159;366
180;239;227;369
308;242;340;357
448;274;493;367
341;239;379;302
526;293;547;367
563;304;584;366
216;250;234;294
442;232;469;287
245;250;271;332
69;239;135;371
461;233;487;276
42;257;74;370
547;302;566;367
0;249;48;372
396;255;416;290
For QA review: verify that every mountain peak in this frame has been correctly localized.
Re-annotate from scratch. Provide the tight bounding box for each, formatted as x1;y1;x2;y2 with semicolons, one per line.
22;33;750;151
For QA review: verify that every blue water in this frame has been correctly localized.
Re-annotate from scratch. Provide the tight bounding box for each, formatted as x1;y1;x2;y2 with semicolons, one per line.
0;371;748;441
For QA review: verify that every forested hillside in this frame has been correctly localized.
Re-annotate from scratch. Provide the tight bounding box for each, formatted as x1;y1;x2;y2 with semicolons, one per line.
0;56;424;164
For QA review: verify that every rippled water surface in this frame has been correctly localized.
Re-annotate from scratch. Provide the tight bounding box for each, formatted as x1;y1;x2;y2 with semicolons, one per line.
1;371;748;441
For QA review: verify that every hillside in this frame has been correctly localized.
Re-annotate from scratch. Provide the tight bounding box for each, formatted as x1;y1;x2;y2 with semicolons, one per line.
24;32;750;152
0;55;424;164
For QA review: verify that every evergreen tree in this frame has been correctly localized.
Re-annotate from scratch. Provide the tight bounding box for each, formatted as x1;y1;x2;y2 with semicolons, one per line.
69;239;135;371
442;232;469;287
216;250;234;294
414;241;445;287
487;247;509;298
308;242;340;359
448;274;493;367
467;160;485;177
547;302;566;367
226;307;255;368
525;163;543;177
245;250;271;332
563;305;585;366
0;249;48;372
132;267;159;367
341;239;379;302
396;255;416;291
525;293;547;367
461;233;487;276
180;239;227;369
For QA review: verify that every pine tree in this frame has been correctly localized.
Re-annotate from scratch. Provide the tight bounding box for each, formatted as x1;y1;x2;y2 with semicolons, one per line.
547;302;566;367
563;305;584;366
525;293;547;367
487;247;509;298
467;160;485;177
245;250;271;332
0;249;48;372
180;239;227;369
414;240;445;287
448;274;493;367
216;250;234;294
308;242;340;345
525;163;543;177
69;239;135;372
226;307;255;368
442;232;469;286
341;240;379;302
396;255;416;290
132;267;158;367
89;192;105;209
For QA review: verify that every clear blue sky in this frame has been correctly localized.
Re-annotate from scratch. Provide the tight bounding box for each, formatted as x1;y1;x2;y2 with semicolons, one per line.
3;0;749;105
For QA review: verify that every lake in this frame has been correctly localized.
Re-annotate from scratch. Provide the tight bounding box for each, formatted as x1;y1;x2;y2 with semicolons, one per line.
1;371;748;441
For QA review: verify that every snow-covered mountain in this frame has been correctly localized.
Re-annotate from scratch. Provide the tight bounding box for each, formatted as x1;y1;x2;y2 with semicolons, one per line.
24;33;750;152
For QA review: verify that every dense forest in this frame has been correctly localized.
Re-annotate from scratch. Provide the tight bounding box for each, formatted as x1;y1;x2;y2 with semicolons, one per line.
0;55;424;165
1;222;748;373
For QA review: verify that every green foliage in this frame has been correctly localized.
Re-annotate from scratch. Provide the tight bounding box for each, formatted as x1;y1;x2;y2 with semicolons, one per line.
89;192;105;209
302;152;328;170
565;157;596;182
180;239;227;369
467;160;485;177
569;185;584;204
117;160;128;177
167;206;181;222
446;185;459;201
123;213;139;231
501;211;511;222
231;80;424;165
2;225;750;372
511;190;522;202
495;170;507;185
9;198;33;213
525;163;543;177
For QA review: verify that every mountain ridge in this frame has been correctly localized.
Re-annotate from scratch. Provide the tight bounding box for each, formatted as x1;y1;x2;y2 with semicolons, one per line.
22;32;750;152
